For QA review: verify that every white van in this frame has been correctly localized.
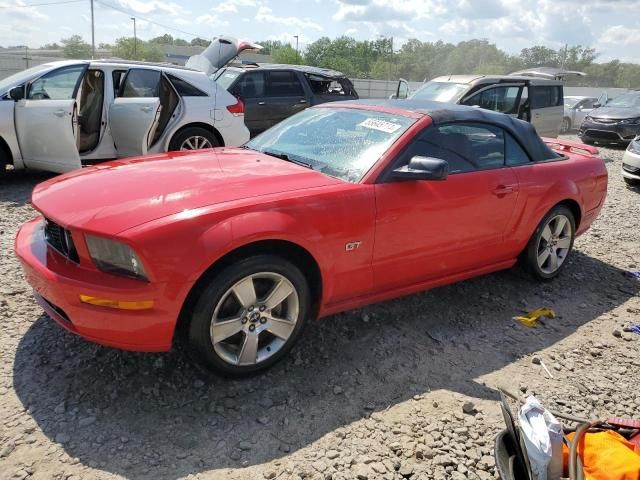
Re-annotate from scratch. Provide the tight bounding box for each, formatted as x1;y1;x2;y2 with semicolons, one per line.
395;75;565;138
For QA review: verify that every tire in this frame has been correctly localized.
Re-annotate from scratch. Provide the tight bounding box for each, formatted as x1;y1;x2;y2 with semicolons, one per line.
560;117;571;134
581;137;595;145
0;145;8;177
624;176;640;187
169;127;220;151
187;254;311;376
523;205;576;281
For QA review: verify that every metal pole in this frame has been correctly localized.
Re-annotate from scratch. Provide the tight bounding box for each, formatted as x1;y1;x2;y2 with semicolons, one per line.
90;0;95;59
131;17;137;59
294;35;299;63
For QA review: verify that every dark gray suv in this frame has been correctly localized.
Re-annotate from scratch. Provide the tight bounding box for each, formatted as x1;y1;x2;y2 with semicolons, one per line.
214;64;358;137
579;90;640;145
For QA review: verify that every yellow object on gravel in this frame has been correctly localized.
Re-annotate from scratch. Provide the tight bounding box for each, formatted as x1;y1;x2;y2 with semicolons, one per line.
513;308;556;327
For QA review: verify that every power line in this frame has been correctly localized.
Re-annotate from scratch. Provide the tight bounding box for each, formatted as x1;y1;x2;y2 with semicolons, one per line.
94;0;200;38
0;0;84;7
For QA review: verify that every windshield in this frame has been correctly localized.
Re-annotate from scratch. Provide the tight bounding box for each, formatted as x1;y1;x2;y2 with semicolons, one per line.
0;63;53;93
564;98;580;108
605;92;640;108
245;107;415;183
409;81;469;103
214;68;241;90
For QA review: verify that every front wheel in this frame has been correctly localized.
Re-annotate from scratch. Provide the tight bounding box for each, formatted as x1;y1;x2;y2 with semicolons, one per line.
169;127;220;151
560;117;571;134
523;205;576;281
187;255;311;376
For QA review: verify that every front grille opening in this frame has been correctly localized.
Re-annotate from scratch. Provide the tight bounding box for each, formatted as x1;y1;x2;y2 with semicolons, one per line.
41;296;72;323
623;163;640;174
44;219;79;263
585;130;620;140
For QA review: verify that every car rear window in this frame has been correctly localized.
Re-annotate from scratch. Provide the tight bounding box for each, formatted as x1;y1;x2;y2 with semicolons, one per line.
167;74;207;96
215;69;241;91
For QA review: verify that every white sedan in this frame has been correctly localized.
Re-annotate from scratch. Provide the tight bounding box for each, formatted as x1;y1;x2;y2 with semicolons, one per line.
0;37;254;175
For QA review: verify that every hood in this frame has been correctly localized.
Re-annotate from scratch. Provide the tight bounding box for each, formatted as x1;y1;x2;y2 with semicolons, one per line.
590;106;640;120
32;148;341;235
185;36;262;76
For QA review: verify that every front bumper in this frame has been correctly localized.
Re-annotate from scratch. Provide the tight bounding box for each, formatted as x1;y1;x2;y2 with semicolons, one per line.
579;120;640;144
622;148;640;181
14;218;182;352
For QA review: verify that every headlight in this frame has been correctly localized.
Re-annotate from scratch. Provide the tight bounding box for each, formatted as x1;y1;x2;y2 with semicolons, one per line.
629;138;640;155
584;115;592;122
85;235;148;281
620;117;640;125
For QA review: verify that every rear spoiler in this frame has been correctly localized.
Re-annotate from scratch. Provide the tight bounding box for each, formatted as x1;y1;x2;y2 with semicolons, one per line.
541;137;600;157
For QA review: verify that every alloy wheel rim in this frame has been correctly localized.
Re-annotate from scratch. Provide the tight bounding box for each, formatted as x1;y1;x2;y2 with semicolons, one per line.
536;214;572;274
180;136;213;150
210;272;299;366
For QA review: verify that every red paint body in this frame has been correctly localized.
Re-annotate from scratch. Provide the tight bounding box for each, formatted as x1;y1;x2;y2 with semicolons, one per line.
14;105;608;352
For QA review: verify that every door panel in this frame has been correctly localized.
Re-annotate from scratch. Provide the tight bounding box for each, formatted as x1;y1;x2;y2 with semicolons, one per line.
230;71;270;136
264;71;309;127
15;99;81;173
372;168;519;291
109;97;161;157
530;85;563;137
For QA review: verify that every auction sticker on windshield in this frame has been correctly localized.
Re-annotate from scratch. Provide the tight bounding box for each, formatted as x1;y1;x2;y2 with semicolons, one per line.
359;118;402;134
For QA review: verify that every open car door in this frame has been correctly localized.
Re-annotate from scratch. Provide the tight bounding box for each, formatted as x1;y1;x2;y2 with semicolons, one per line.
14;63;87;173
109;97;161;158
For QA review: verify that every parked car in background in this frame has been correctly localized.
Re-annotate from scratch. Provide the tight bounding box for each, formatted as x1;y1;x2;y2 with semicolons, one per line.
622;136;640;186
395;75;564;137
214;64;358;137
562;96;599;133
0;37;257;175
15;100;607;376
578;90;640;145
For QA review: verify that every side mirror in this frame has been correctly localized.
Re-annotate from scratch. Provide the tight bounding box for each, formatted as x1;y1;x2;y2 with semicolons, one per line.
593;102;601;108
391;156;449;181
9;85;25;101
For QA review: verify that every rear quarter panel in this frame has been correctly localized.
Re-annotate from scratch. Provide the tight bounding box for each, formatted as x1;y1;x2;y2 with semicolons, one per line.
507;153;607;256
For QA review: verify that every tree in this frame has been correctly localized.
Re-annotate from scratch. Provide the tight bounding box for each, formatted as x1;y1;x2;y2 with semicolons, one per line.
254;40;285;55
272;45;300;64
112;37;164;62
61;35;92;59
150;34;174;45
41;42;60;50
519;46;559;67
190;37;210;47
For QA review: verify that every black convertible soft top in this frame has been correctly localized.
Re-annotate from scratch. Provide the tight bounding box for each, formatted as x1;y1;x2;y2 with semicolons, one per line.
340;99;560;163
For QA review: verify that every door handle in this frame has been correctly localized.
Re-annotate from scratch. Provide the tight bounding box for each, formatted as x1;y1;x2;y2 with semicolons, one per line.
257;101;265;106
493;185;517;196
140;106;154;112
53;109;66;117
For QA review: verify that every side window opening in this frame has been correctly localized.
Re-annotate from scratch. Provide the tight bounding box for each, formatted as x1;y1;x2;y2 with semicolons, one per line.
505;133;531;166
531;86;563;109
394;122;507;174
306;74;352;96
167;74;207;97
267;71;304;97
120;69;161;98
28;64;86;100
231;71;265;98
461;86;521;114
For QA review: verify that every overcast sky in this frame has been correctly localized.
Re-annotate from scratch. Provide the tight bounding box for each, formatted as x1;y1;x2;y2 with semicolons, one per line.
1;0;638;62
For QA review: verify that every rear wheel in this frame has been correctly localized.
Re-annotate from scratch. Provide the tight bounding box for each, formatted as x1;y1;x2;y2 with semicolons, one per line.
169;127;220;151
0;146;8;177
187;255;311;376
523;205;575;281
560;117;571;134
624;176;640;187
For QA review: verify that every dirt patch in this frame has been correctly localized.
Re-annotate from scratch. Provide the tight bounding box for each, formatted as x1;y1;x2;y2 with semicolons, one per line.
1;139;639;480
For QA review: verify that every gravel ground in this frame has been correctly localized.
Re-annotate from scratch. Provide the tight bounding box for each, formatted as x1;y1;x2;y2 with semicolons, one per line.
1;136;639;480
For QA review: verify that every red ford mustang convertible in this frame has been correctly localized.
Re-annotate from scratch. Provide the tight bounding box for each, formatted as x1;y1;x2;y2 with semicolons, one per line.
15;100;608;375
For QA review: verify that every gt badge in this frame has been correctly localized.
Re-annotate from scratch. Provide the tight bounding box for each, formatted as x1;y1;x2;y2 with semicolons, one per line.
345;241;362;251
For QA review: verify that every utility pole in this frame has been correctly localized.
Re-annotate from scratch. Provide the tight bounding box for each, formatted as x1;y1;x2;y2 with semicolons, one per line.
293;35;299;63
90;0;95;59
131;17;137;59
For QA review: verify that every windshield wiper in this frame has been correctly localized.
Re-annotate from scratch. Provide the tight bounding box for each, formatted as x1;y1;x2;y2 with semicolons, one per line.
262;149;314;169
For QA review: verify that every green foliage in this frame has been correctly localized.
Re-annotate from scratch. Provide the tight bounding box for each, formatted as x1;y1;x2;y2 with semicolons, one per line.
61;35;92;59
112;37;164;62
149;34;190;47
272;45;300;64
190;37;210;47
